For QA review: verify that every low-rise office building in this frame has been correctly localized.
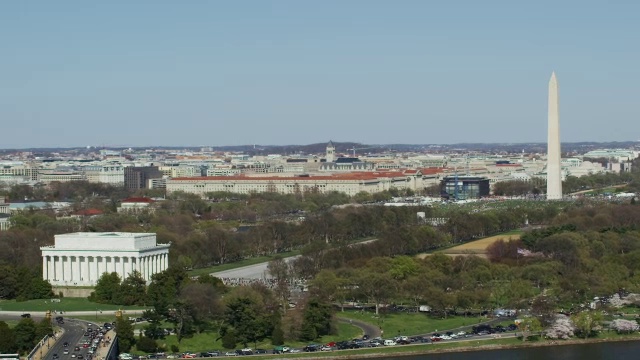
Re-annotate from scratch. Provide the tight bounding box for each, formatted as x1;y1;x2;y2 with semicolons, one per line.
167;171;424;197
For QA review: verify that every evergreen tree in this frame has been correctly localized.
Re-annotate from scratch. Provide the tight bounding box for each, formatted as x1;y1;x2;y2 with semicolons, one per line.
115;316;135;352
120;271;147;306
90;272;122;304
300;298;333;341
35;317;53;340
0;321;17;353
13;318;37;352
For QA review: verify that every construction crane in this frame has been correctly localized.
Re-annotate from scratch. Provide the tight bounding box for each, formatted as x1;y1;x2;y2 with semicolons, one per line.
346;147;374;157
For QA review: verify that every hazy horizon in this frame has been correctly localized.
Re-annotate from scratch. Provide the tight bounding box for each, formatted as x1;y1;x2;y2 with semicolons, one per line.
2;1;639;148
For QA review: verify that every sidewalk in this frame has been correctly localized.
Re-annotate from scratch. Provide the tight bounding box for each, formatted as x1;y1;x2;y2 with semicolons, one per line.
30;328;65;360
93;329;116;360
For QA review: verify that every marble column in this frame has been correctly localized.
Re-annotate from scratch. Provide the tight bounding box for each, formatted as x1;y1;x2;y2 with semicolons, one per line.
48;256;54;282
82;256;89;284
61;256;67;282
95;257;101;283
135;257;141;275
42;256;47;281
74;256;81;283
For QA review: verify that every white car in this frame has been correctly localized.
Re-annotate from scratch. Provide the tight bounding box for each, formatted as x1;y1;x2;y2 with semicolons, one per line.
383;340;396;346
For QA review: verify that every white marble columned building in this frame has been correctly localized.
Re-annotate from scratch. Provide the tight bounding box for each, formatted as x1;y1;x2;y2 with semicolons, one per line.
40;232;170;286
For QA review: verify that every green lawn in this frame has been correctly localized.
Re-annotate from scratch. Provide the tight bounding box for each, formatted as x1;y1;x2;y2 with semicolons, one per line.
337;310;486;337
0;297;147;312
137;322;362;354
2;320;19;328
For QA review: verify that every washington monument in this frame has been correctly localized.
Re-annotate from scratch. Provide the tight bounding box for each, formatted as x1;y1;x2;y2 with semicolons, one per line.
546;72;562;200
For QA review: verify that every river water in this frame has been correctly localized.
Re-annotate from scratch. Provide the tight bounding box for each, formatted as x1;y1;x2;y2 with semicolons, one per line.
386;340;640;360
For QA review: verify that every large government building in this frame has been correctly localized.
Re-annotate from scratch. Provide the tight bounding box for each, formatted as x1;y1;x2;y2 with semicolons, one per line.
40;232;170;286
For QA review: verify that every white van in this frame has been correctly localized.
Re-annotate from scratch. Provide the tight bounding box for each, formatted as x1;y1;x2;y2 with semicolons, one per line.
384;340;396;346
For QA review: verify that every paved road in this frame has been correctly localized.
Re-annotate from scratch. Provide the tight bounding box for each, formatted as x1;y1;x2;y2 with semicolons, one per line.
211;256;300;279
210;239;378;280
45;319;94;360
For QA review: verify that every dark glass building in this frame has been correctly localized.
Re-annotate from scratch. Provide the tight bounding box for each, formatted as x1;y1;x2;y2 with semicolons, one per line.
441;176;490;200
124;166;162;190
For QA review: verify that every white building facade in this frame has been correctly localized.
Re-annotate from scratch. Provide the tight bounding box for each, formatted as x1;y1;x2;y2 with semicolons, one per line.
41;232;170;286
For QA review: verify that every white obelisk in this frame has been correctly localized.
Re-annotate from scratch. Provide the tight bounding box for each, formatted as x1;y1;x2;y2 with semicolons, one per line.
546;72;562;200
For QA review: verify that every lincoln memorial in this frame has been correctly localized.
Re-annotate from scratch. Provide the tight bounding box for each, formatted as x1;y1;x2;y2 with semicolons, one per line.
40;232;170;286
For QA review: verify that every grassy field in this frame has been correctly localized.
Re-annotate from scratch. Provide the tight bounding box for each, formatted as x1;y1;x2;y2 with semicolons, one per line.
446;231;522;254
337;311;486;337
417;230;522;259
0;297;147;312
138;321;362;354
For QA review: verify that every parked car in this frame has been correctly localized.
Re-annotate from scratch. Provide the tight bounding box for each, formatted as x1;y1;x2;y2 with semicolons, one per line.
272;346;290;354
383;340;397;346
303;344;320;352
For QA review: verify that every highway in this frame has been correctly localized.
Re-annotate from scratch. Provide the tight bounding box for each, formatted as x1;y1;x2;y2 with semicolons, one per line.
45;318;99;360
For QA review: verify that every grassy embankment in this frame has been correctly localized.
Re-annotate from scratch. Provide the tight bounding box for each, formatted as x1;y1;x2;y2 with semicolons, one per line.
0;297;146;312
337;310;488;338
125;321;362;354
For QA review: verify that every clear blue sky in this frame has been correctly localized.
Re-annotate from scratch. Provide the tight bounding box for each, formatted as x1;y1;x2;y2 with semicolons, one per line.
1;1;639;148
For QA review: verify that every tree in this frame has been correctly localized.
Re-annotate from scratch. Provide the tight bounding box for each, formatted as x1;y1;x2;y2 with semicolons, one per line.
300;298;333;341
169;300;196;343
116;316;136;352
119;271;147;306
136;336;158;353
13;318;36;352
35;317;53;340
271;320;285;345
571;311;603;338
356;271;394;315
143;310;165;340
221;331;236;349
0;321;17;353
268;256;291;312
611;319;639;333
222;293;272;348
544;315;575;339
147;266;189;316
179;283;223;333
90;272;122;304
519;317;542;341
